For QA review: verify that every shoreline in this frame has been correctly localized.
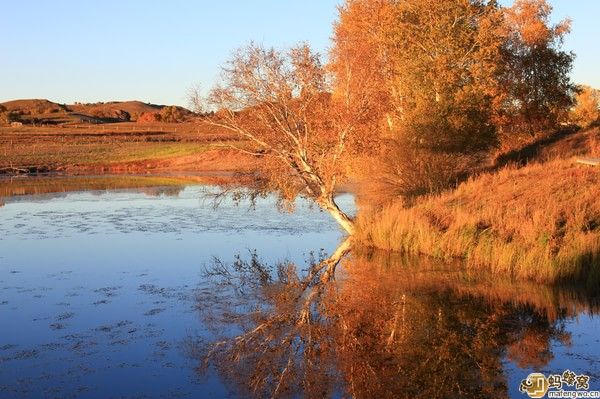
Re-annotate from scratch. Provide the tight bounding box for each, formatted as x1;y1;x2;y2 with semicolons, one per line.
355;157;600;284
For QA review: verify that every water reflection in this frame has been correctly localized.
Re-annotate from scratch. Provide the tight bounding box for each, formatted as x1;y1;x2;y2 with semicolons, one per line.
0;173;242;205
192;245;600;398
0;181;348;398
1;179;599;398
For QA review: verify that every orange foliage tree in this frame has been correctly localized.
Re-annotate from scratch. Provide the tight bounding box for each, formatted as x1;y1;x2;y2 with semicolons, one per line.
332;0;577;199
329;0;394;134
386;0;504;152
137;111;161;123
332;0;505;199
334;0;504;151
205;43;379;234
497;0;576;140
159;105;189;123
570;85;600;128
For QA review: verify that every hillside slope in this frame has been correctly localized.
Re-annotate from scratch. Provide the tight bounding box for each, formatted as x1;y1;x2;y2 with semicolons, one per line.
356;127;600;283
1;99;68;115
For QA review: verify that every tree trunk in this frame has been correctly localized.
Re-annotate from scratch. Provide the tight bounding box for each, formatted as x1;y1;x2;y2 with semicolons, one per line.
320;196;355;235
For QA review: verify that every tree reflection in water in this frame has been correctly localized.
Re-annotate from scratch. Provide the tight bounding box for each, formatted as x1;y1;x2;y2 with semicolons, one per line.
189;242;599;398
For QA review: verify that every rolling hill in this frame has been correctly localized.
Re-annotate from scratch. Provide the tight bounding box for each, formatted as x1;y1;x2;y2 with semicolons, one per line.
0;99;194;124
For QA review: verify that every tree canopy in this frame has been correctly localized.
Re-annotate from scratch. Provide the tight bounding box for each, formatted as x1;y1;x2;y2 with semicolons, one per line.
331;0;576;199
497;0;576;140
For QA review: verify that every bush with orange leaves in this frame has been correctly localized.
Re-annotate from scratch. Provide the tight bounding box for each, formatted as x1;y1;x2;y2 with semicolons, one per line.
136;111;161;123
570;85;600;128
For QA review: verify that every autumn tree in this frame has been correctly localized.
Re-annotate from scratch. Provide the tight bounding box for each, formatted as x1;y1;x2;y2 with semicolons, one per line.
497;0;576;141
334;0;505;150
204;43;378;234
570;85;600;128
136;111;161;123
387;0;503;152
333;0;505;199
330;0;394;134
159;105;188;123
0;105;20;125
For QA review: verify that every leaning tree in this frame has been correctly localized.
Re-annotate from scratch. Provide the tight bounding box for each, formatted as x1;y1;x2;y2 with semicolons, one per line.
204;43;378;235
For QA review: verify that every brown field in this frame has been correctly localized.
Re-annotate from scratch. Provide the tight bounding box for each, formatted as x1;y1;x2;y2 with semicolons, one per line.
0;121;258;174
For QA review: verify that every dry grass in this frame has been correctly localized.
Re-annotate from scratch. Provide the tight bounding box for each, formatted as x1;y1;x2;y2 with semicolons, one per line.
355;154;600;284
0;121;254;173
541;126;600;159
494;127;600;167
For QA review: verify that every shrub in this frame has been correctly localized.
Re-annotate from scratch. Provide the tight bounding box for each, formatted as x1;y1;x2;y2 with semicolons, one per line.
159;106;187;123
0;109;20;125
570;85;600;128
137;112;161;123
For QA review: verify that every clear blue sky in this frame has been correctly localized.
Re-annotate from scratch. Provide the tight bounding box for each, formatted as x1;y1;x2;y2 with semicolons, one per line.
1;1;598;107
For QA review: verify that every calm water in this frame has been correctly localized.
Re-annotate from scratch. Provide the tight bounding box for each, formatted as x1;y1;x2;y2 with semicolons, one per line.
1;177;599;398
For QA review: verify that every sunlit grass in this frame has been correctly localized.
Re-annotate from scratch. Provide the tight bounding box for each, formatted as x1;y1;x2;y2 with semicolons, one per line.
0;122;248;172
356;157;600;284
2;141;210;166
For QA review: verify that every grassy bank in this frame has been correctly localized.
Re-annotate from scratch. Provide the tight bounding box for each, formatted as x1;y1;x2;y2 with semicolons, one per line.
356;143;600;284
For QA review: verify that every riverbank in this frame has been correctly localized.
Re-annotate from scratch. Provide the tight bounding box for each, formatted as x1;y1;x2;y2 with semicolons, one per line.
4;120;600;284
355;128;600;284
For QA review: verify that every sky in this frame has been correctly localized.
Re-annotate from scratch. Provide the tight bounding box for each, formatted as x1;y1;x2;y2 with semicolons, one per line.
1;0;598;107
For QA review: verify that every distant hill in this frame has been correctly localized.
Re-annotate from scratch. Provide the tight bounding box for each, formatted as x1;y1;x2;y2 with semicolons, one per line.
68;100;163;121
2;99;68;115
0;99;194;124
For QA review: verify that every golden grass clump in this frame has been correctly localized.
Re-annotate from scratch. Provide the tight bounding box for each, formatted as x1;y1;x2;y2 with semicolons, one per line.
355;158;600;284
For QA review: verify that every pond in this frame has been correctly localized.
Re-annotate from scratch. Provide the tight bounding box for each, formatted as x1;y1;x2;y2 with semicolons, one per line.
1;175;599;398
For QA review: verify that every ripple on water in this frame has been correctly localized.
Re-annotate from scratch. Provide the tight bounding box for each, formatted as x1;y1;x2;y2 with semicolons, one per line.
0;186;352;240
